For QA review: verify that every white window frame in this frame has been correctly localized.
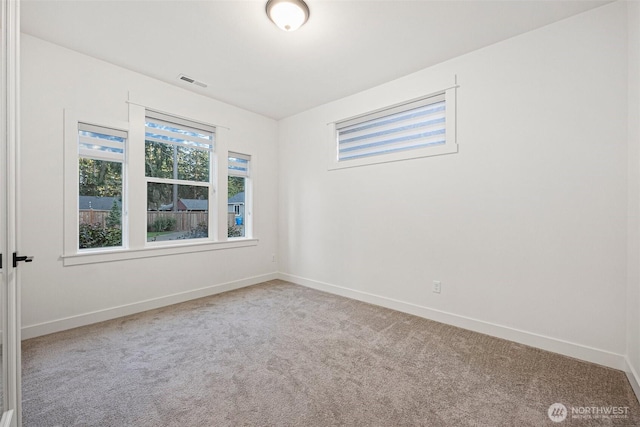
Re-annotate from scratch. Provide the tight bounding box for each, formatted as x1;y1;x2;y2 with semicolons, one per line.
227;151;253;239
77;122;127;251
62;107;257;267
63;111;130;258
144;110;215;245
328;87;457;170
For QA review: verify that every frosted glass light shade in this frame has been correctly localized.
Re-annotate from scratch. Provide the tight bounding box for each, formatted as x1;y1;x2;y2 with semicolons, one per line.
266;0;310;32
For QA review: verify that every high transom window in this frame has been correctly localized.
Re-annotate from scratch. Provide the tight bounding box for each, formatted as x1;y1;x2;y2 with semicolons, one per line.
331;88;457;169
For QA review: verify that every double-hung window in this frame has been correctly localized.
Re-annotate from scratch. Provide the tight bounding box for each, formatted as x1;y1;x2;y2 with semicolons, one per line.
331;88;457;169
77;123;126;250
227;152;251;238
145;112;214;242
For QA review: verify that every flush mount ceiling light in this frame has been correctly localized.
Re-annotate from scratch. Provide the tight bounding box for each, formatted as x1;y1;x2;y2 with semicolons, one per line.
266;0;310;32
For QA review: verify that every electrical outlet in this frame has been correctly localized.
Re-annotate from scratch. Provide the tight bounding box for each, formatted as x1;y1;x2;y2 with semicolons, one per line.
433;280;441;294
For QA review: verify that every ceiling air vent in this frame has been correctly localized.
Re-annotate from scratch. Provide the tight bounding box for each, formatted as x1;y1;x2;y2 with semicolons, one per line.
178;74;208;88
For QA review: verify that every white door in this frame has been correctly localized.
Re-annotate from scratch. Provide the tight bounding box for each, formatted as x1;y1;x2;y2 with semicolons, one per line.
1;0;23;425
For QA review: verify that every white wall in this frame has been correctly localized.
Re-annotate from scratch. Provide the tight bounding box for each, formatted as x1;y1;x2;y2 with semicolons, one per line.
627;0;640;395
19;1;638;381
20;35;279;337
278;2;629;369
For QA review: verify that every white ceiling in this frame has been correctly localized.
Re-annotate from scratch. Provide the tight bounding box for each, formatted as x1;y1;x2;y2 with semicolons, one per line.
21;0;611;119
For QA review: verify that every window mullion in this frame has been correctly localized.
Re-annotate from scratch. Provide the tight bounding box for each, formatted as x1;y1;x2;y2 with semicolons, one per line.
127;103;147;250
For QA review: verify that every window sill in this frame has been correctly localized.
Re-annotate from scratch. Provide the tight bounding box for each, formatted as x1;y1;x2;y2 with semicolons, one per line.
62;238;258;266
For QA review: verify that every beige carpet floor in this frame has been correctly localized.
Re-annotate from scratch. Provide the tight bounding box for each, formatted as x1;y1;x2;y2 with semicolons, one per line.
22;280;640;426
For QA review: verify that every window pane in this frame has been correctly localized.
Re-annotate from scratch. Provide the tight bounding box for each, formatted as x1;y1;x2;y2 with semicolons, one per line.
145;117;214;151
228;176;245;238
145;141;174;179
147;183;208;242
78;124;126;162
145;141;209;182
78;130;124;153
228;155;249;176
338;100;446;161
177;146;209;182
78;158;122;249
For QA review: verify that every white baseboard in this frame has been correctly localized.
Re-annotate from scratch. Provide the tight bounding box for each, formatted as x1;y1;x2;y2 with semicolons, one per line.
279;273;627;372
21;270;632;376
625;357;640;404
22;272;279;340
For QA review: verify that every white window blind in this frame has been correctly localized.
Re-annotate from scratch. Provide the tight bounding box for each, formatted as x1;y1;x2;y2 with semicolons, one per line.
228;152;250;177
336;93;446;161
145;111;214;151
78;123;126;161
